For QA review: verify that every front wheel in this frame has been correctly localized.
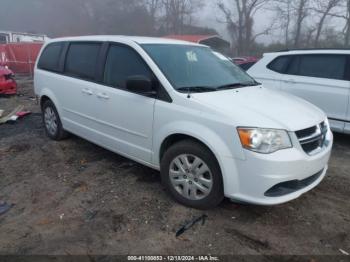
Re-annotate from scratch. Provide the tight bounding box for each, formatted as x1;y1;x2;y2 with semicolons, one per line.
160;140;224;209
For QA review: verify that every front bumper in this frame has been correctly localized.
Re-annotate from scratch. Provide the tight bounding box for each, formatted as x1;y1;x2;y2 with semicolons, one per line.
224;130;333;205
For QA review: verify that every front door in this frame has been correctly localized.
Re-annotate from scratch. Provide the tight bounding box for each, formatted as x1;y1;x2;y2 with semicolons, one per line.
93;44;156;163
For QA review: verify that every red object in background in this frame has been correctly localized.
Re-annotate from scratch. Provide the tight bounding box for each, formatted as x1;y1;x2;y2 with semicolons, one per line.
0;43;43;75
232;56;259;71
0;66;17;95
16;111;32;118
232;56;259;65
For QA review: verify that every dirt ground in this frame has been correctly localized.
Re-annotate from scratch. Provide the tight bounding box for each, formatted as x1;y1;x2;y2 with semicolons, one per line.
0;77;349;257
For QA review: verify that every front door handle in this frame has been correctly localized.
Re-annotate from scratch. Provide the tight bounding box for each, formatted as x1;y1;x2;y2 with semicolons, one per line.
97;93;110;100
82;88;93;95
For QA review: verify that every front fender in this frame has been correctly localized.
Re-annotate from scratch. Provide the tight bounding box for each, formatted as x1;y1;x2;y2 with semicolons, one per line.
153;121;243;196
154;121;235;164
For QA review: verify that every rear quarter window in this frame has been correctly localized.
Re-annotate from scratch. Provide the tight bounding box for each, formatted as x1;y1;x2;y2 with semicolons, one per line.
38;43;63;72
267;55;291;73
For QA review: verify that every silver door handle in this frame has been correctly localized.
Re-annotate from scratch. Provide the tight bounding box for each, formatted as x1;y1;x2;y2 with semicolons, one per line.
82;88;93;95
97;93;110;100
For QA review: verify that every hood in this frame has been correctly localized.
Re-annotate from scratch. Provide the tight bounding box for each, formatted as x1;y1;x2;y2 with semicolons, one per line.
191;86;325;132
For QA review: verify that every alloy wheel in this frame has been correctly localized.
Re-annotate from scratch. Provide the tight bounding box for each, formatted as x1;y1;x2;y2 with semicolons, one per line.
44;107;58;136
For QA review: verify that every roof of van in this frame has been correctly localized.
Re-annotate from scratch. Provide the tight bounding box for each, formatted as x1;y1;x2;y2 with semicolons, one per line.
265;49;350;56
47;35;205;46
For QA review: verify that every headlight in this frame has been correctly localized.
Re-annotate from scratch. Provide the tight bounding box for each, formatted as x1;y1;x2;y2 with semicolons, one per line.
237;128;292;154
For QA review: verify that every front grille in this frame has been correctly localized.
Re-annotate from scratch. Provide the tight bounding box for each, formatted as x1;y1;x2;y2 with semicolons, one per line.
295;126;317;138
296;121;328;155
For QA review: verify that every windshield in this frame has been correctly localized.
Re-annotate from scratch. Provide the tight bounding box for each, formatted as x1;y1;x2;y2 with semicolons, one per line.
142;44;257;92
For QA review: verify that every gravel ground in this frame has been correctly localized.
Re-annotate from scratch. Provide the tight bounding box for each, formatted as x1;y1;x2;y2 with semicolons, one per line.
0;77;349;258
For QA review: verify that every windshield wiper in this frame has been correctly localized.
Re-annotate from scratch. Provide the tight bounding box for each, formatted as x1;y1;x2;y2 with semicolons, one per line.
177;82;261;94
215;81;260;90
177;86;217;93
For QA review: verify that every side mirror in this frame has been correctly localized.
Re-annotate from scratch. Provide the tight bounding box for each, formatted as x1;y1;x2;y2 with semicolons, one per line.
126;75;156;96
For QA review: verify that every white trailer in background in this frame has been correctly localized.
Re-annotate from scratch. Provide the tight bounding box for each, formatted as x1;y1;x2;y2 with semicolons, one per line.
0;31;48;44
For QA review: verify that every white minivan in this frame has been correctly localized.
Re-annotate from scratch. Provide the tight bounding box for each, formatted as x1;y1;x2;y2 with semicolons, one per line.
248;50;350;134
34;36;333;209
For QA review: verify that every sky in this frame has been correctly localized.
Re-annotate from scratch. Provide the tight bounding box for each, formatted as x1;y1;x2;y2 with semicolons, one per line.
0;0;345;45
198;1;346;45
198;1;277;44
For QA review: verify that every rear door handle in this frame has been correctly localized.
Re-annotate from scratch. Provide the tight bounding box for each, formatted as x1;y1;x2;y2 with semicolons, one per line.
97;93;110;100
82;88;93;95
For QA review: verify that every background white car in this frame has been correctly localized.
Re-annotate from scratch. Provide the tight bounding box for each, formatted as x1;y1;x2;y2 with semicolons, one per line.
248;50;350;134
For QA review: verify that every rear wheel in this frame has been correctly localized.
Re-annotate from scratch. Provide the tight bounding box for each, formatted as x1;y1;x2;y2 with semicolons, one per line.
42;100;68;141
161;140;224;209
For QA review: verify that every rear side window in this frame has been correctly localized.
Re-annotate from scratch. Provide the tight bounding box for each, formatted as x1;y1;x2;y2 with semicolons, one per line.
65;43;101;81
285;56;300;75
38;43;63;72
296;55;346;80
104;45;153;90
267;56;291;73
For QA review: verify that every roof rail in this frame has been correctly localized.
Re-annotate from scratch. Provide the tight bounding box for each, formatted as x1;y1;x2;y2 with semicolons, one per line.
276;48;350;52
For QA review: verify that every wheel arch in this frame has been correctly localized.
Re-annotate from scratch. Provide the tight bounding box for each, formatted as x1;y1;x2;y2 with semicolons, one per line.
38;89;62;115
156;124;234;164
40;95;51;109
154;121;242;196
159;134;214;163
158;132;227;180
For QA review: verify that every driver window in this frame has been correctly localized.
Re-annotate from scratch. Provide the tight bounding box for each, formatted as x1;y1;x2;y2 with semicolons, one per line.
104;45;153;90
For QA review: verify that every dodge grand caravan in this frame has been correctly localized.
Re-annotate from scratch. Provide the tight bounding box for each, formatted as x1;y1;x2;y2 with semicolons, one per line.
34;36;333;209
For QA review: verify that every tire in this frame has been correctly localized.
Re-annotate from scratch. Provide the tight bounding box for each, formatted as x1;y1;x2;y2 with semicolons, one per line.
42;100;68;141
160;140;224;209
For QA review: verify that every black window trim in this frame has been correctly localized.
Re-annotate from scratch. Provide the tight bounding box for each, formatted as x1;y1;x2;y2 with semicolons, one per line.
266;55;292;74
101;41;172;103
37;40;172;103
38;42;65;73
288;54;348;81
285;55;300;75
63;41;103;82
345;55;350;81
57;42;70;73
268;54;349;81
